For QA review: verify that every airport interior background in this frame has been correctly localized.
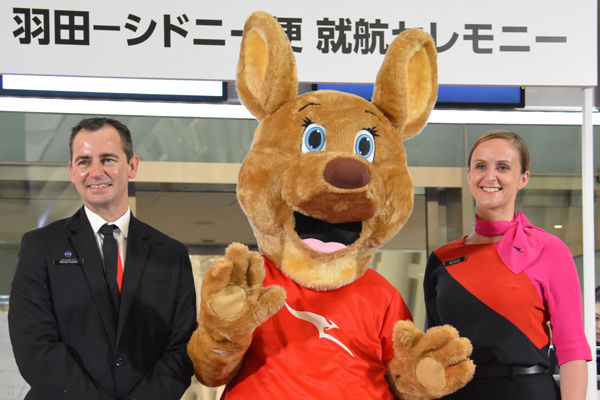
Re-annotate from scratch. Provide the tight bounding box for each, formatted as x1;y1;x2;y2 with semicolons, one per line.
1;83;599;399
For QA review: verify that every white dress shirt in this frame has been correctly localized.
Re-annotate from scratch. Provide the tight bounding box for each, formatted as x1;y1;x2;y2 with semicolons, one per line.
84;206;130;270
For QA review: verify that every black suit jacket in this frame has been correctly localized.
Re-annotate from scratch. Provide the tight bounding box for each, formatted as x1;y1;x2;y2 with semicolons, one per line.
8;207;196;400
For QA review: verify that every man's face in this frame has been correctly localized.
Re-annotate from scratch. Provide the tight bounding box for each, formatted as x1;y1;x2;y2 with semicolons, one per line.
69;125;138;220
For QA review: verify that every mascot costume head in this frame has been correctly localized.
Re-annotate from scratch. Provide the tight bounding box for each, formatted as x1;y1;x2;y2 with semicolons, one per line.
188;11;474;400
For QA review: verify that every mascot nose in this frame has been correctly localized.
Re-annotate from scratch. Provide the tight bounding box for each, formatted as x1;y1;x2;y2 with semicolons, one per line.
324;158;371;189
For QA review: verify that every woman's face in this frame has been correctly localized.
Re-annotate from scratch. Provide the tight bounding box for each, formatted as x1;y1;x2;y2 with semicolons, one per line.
467;138;529;220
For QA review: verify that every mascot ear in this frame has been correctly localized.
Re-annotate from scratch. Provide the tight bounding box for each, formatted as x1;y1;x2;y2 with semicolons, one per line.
236;11;298;120
372;29;438;139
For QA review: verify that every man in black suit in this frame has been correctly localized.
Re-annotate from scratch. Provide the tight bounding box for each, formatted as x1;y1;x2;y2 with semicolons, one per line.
8;117;196;400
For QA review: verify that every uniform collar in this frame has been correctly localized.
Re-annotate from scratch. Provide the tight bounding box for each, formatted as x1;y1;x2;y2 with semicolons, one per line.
84;206;131;238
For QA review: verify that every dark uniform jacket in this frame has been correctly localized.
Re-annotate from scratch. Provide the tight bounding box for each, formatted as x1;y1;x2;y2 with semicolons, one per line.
8;207;196;400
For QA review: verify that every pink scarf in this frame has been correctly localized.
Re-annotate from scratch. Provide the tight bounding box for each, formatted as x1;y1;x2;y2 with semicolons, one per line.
474;212;545;274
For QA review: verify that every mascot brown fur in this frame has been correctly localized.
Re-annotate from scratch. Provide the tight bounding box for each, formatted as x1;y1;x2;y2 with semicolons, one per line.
187;11;474;400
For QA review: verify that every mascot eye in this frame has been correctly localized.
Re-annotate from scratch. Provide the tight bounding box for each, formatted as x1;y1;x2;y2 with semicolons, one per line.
354;130;375;162
301;124;326;153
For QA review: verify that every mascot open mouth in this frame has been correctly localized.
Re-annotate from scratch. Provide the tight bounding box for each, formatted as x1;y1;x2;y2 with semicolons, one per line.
293;211;362;253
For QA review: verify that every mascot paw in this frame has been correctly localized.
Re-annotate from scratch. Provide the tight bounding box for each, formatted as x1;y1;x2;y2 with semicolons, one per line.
188;243;286;386
387;321;474;400
200;243;286;342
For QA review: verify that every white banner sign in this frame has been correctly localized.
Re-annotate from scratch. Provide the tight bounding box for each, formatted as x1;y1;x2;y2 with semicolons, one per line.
1;0;597;86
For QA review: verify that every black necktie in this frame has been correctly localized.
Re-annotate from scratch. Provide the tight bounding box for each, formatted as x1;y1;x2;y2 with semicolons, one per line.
99;223;120;310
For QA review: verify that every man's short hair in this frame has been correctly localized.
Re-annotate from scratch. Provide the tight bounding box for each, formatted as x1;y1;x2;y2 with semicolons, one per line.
70;117;134;161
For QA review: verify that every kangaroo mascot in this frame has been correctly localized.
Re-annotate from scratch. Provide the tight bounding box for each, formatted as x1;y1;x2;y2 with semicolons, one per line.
187;11;474;400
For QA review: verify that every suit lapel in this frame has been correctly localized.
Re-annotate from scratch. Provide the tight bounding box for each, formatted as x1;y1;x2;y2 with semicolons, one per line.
116;215;151;346
66;208;117;348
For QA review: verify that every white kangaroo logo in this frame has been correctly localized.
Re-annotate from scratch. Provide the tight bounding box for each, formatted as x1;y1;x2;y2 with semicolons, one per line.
284;302;354;357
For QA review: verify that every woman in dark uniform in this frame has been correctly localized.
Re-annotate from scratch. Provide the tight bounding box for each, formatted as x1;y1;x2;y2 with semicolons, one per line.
424;130;590;399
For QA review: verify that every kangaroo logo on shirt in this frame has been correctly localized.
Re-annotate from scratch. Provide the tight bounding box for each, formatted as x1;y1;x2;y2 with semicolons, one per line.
284;303;354;357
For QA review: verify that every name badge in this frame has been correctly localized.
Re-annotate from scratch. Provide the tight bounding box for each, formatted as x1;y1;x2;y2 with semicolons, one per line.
53;251;84;265
444;256;466;266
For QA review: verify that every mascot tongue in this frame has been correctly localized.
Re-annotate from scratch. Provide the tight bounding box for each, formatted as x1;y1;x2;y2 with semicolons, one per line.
302;238;347;253
294;212;361;253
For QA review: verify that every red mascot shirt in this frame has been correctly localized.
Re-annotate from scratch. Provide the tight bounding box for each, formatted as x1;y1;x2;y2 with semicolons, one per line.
221;257;412;399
